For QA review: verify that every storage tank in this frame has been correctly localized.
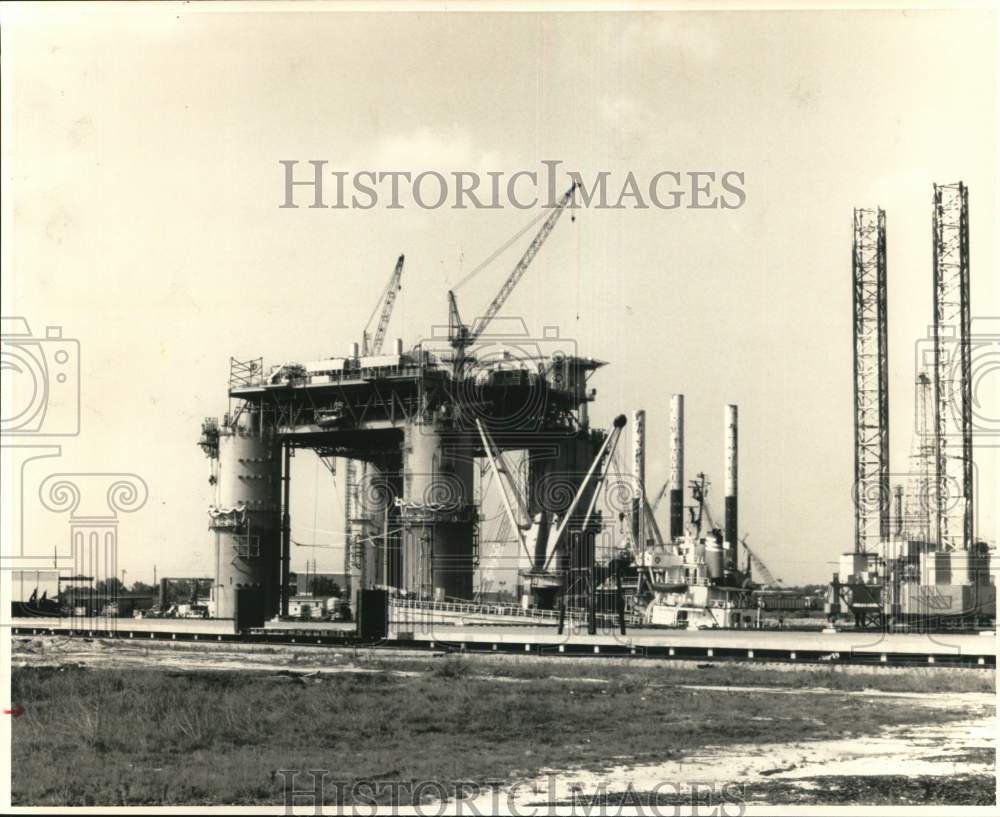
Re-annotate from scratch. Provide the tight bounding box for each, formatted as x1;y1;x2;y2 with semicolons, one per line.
705;533;725;579
204;408;281;620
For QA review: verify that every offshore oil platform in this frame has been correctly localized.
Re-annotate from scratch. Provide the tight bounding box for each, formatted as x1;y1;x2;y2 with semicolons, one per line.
197;184;636;625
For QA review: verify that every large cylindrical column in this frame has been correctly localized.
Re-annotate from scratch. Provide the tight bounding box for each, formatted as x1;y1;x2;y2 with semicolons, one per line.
724;404;738;571
669;395;685;540
401;421;475;600
206;409;281;620
352;460;390;602
346;461;369;611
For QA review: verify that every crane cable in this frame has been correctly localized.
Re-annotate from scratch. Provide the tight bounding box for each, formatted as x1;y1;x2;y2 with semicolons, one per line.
291;456;341;549
576;206;581;321
452;208;548;292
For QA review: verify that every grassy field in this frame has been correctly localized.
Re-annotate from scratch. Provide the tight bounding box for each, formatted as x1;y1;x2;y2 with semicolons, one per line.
354;651;995;693
11;651;993;806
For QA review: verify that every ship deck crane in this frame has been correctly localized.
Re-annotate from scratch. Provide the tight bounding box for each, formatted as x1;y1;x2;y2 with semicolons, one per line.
448;183;578;372
650;479;670;515
361;254;404;356
477;414;629;580
681;473;777;586
742;536;780;587
475;419;535;565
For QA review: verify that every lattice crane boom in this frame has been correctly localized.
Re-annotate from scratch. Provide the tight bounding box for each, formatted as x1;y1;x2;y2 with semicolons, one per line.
362;254;404;356
742;537;779;587
449;183;578;352
650;478;671;513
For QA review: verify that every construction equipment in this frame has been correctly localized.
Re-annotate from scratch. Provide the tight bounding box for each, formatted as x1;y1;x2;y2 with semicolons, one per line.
649;479;671;515
361;254;404;356
541;413;628;573
157;577;213;613
742;536;779;588
448;183;578;369
687;472;716;535
475;419;535;565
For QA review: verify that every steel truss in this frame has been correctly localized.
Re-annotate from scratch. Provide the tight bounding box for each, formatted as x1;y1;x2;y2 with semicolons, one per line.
932;182;973;551
853;208;890;553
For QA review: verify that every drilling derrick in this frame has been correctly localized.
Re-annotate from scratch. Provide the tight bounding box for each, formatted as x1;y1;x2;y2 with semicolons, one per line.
852;208;890;553
931;182;974;552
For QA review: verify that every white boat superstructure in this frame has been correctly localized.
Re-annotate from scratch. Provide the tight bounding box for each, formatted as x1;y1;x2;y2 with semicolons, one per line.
639;536;756;628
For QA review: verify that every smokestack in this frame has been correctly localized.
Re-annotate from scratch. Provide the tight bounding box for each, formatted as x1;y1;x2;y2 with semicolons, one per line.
724;404;738;570
349;342;360;358
632;409;645;549
395;338;404;356
669;395;684;540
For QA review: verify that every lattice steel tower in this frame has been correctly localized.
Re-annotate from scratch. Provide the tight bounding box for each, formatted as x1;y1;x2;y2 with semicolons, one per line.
852;208;889;553
931;182;973;552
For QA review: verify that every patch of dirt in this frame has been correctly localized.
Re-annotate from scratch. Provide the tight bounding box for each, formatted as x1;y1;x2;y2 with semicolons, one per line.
459;704;995;809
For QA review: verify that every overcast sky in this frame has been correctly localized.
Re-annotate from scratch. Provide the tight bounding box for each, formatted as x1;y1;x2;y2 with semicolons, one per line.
2;4;997;591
